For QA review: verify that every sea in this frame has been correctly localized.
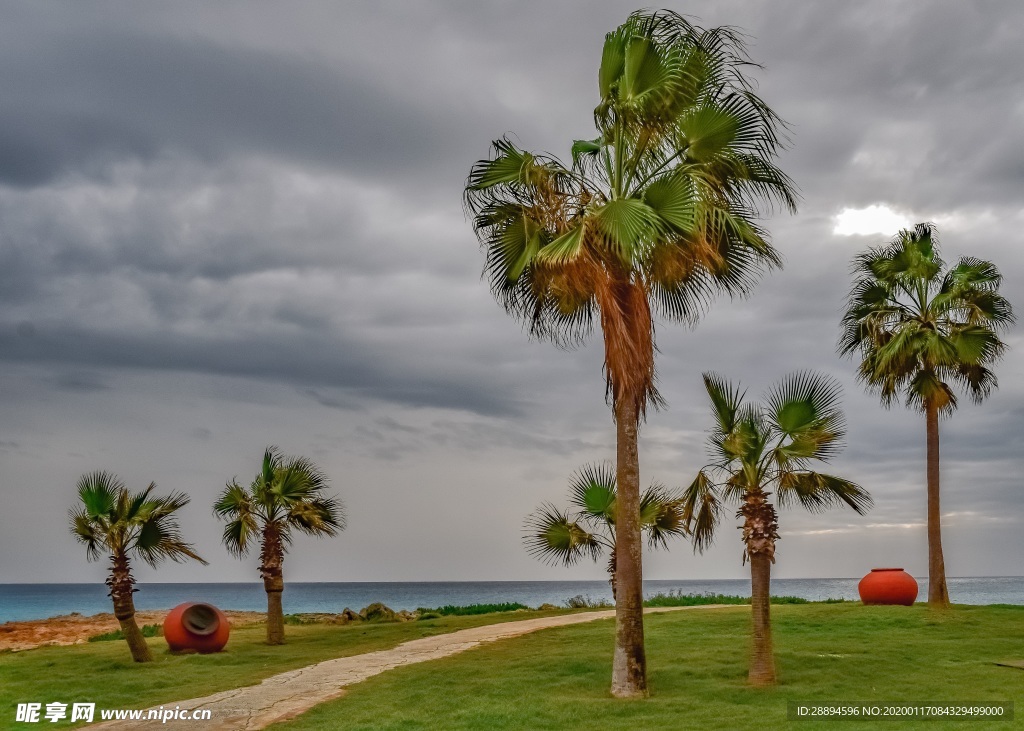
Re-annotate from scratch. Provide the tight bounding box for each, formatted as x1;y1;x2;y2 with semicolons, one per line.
2;577;1022;623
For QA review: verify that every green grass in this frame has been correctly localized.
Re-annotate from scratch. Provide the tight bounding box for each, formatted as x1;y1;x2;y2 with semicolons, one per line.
87;624;163;642
277;604;1023;731
0;609;574;726
5;605;1022;730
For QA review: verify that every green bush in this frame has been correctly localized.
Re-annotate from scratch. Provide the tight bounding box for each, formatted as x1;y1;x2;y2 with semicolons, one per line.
563;595;613;609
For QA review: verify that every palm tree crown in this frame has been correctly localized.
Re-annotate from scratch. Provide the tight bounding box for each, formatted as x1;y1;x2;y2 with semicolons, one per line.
465;10;796;414
70;471;205;568
839;222;1013;413
214;447;344;559
525;462;686;593
683;372;872;553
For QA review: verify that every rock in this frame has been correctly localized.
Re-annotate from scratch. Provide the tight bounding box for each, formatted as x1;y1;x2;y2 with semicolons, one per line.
538;603;559;611
360;602;397;622
396;610;417;622
340;608;363;622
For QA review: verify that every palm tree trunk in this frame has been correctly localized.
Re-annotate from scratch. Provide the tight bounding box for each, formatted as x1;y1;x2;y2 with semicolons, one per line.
610;397;647;698
607;547;617;602
748;552;775;685
265;576;285;644
261;525;286;645
740;491;778;686
108;552;152;663
925;400;950;607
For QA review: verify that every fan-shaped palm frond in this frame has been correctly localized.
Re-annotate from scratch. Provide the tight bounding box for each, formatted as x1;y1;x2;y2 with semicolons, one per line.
525;463;686;570
524;503;603;567
567;462;617;521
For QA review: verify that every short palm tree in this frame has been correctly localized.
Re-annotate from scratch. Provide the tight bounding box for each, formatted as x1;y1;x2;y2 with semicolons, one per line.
69;472;206;662
524;463;687;599
839;223;1013;607
214;447;344;644
682;372;872;685
465;9;796;697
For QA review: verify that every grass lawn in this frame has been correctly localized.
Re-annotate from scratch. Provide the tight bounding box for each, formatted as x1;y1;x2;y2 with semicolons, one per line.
278;604;1024;730
0;609;572;725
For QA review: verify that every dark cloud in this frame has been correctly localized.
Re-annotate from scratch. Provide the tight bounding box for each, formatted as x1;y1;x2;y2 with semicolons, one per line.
1;0;1022;583
0;23;453;188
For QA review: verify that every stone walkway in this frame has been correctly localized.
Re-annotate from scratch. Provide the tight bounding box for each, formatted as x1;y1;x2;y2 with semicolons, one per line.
96;605;730;730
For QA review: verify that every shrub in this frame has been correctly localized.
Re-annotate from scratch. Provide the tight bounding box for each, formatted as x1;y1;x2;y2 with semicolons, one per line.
563;595;613;609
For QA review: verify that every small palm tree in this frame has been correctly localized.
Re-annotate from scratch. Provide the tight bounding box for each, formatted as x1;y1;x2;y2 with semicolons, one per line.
839;223;1013;607
69;471;206;662
524;463;687;599
214;447;344;644
682;372;872;685
465;9;796;697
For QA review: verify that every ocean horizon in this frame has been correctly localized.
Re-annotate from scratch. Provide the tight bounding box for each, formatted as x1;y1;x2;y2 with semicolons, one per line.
3;577;1023;623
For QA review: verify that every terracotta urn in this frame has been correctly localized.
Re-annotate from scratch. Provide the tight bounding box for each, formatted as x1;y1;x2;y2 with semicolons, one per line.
163;602;230;653
858;568;919;606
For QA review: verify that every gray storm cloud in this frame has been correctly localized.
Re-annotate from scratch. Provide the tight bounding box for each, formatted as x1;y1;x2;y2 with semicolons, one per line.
0;0;1021;585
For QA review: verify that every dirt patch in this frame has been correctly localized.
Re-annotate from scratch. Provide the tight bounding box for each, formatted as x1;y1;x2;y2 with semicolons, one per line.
0;610;266;652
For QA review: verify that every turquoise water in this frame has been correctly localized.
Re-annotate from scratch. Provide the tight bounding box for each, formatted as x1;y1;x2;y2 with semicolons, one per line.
2;577;1022;623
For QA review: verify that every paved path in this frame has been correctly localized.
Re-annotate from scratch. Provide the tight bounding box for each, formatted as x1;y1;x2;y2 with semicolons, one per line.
96;605;732;730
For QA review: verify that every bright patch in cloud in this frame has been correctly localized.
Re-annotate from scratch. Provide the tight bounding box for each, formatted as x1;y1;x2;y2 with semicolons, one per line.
833;204;913;236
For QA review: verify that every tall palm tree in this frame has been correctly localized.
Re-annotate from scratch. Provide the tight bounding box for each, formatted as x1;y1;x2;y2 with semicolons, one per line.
214;447;344;644
465;10;796;697
682;372;872;685
69;471;207;662
524;463;687;599
839;223;1013;607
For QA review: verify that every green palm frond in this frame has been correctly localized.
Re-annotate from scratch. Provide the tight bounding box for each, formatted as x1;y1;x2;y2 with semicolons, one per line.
287;497;344;536
776;472;873;515
680;470;722;553
69;508;106;562
702;371;745;435
567;462;617;521
640;483;688;549
524;504;602;567
766;371;846;465
221;516;258;558
213;480;254;518
76;471;122;520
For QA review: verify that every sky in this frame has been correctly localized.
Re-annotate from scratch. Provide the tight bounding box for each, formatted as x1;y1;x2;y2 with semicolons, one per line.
1;1;1022;586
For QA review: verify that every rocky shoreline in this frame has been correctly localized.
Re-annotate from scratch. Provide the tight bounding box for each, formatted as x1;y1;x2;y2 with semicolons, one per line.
0;603;432;653
0;610;266;653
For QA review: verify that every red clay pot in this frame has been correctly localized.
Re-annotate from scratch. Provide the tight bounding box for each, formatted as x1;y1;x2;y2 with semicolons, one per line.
858;568;919;606
163;602;230;653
